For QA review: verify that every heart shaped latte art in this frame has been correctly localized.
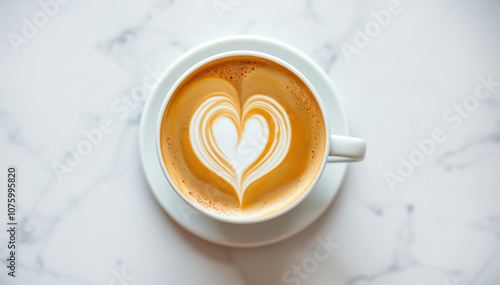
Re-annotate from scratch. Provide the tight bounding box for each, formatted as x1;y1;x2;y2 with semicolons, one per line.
190;93;291;204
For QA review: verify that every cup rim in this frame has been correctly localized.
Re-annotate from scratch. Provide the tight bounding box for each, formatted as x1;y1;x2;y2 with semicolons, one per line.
155;50;331;224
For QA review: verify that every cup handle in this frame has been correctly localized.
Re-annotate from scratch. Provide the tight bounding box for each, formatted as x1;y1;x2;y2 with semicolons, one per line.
327;135;366;163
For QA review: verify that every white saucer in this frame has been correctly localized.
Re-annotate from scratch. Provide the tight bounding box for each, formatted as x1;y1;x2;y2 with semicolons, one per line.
139;35;349;247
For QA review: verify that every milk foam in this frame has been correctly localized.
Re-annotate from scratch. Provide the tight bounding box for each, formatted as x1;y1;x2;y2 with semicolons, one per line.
160;56;327;218
189;93;291;203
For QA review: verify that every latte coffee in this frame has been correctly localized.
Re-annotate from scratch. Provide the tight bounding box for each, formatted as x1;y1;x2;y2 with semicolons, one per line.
159;55;326;219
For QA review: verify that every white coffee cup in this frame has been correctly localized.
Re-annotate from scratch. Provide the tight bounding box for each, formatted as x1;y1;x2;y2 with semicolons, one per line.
156;50;366;224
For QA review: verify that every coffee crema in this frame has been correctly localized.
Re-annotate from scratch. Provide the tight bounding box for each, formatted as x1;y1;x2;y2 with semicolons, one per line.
160;55;326;218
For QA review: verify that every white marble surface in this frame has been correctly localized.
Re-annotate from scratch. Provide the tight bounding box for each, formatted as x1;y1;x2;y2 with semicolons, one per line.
1;0;500;284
